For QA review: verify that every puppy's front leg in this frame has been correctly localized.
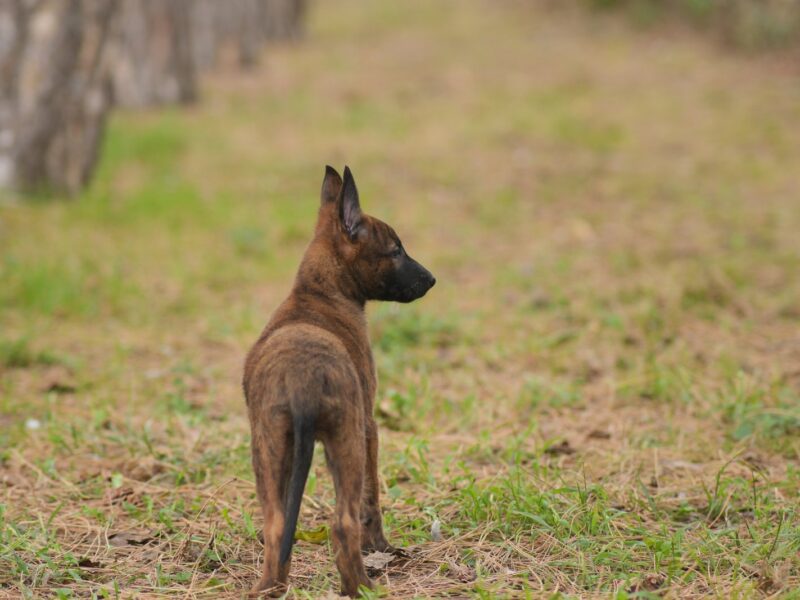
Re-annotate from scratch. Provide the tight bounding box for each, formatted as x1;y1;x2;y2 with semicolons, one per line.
360;416;399;554
326;428;372;597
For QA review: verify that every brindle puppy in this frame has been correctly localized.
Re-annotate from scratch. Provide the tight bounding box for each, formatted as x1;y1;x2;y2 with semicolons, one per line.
243;166;435;597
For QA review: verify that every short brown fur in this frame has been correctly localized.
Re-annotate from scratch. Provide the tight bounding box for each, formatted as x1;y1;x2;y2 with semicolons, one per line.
243;166;435;597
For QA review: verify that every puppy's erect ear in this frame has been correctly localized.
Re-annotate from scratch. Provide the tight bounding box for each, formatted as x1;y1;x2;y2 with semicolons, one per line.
339;166;362;240
320;165;342;206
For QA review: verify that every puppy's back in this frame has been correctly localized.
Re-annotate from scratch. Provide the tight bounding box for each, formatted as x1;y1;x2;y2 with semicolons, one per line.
244;323;361;430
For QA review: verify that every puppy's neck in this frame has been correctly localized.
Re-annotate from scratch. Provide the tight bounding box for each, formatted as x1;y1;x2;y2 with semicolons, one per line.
292;238;366;310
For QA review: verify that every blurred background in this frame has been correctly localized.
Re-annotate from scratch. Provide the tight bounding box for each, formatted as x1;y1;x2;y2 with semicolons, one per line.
2;0;800;196
1;0;799;597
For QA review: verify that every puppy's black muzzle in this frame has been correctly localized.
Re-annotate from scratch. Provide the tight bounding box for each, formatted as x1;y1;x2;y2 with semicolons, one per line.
394;257;435;303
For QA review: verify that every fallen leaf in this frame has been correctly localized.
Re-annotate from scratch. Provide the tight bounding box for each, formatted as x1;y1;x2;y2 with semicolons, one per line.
363;551;394;574
108;532;153;547
295;525;329;544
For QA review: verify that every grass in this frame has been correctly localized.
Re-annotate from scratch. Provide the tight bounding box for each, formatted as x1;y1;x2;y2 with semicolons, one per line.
2;0;800;597
584;0;800;50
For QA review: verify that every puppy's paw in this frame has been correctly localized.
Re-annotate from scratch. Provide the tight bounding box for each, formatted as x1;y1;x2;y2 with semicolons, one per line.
387;544;410;558
341;577;374;598
363;540;409;558
361;530;408;556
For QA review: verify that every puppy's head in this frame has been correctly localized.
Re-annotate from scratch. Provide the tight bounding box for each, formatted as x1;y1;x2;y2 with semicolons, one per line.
318;165;435;303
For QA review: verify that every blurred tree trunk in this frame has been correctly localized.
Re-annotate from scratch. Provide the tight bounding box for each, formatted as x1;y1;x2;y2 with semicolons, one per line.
261;0;306;42
238;0;265;68
109;0;196;107
0;0;309;196
190;0;219;71
0;0;116;195
0;0;35;189
191;0;306;71
718;0;800;49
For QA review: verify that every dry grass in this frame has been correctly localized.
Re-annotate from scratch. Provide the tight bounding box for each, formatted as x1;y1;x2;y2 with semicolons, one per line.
1;0;799;598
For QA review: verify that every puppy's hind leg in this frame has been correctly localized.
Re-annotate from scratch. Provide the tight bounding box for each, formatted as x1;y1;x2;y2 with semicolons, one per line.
249;418;293;597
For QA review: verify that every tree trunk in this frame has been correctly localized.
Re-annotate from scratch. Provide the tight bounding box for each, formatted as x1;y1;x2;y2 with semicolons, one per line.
1;0;116;196
109;0;196;108
190;0;306;72
262;0;306;41
0;1;34;188
238;0;264;68
189;0;219;71
45;1;116;194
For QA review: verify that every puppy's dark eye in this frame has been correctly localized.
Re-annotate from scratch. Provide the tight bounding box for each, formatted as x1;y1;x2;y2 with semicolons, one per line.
390;246;402;258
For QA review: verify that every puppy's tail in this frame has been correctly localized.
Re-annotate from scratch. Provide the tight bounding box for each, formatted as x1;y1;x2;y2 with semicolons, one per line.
279;412;316;566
